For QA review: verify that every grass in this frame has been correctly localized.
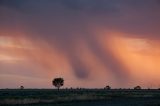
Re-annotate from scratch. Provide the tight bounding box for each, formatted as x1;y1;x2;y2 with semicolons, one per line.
0;89;160;105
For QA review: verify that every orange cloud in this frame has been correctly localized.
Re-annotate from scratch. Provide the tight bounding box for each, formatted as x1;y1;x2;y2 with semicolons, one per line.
1;30;160;88
97;31;160;88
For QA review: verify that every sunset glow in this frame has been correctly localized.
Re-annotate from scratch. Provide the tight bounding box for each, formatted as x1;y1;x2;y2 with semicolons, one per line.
0;0;160;89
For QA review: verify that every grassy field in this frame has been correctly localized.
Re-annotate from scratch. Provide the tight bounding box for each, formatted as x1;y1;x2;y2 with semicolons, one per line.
0;89;160;106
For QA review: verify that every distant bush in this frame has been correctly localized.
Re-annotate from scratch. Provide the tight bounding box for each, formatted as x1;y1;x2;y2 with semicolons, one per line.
104;85;111;90
134;86;141;90
20;86;24;90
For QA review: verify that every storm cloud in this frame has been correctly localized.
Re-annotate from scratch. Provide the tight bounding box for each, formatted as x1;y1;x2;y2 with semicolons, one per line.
0;0;160;88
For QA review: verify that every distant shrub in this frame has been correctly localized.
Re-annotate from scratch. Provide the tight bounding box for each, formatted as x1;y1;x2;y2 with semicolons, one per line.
134;86;141;90
104;85;111;90
20;86;24;90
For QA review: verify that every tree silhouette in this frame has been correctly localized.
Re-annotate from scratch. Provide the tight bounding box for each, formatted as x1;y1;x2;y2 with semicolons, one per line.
134;86;141;90
20;86;24;90
104;85;111;90
52;78;64;90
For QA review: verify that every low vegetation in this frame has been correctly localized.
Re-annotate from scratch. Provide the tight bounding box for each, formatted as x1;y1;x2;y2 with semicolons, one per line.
0;89;160;105
1;78;160;105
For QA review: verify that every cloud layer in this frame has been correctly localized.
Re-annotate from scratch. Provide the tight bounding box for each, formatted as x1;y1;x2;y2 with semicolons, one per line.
0;0;160;88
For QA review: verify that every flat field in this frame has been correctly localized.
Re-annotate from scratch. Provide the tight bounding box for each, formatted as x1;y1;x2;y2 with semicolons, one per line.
0;89;160;106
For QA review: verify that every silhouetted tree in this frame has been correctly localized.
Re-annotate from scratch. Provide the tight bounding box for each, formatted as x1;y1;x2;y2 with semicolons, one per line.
134;86;141;90
104;85;111;90
52;78;64;90
20;86;24;90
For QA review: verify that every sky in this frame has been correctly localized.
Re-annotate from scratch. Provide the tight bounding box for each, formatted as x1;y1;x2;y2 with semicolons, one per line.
0;0;160;89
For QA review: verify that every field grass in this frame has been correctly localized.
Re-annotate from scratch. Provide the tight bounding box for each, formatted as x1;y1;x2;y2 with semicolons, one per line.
0;89;160;106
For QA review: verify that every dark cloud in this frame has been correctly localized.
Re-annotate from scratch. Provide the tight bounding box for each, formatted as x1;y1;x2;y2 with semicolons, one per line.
69;58;89;79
